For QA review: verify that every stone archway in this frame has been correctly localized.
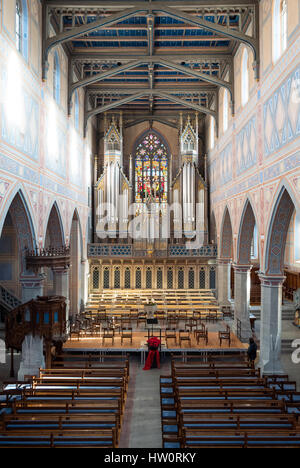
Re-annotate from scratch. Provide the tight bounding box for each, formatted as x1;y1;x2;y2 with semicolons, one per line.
0;190;39;302
45;203;64;249
260;186;296;374
234;199;258;341
44;203;66;297
218;207;233;306
69;210;84;317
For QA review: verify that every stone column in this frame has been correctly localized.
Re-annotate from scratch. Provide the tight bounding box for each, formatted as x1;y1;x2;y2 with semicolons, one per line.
217;259;231;307
258;273;285;375
52;267;70;322
232;264;252;342
20;275;44;303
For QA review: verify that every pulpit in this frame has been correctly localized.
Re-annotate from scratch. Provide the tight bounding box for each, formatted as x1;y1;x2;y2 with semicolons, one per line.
6;296;67;378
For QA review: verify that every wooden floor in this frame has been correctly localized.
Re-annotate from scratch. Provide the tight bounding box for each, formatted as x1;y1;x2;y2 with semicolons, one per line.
64;331;247;351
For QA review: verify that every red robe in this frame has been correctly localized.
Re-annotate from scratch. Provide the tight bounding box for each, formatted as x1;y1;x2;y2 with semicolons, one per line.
143;337;161;370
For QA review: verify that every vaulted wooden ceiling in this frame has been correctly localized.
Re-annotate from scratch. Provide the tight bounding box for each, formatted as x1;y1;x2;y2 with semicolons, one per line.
43;0;259;133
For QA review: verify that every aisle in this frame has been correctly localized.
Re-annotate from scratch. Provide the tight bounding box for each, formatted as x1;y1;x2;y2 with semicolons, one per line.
119;357;169;448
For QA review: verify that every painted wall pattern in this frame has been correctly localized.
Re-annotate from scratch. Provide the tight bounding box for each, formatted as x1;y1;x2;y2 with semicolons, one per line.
236;116;257;175
264;65;300;158
209;6;300;273
0;3;93;260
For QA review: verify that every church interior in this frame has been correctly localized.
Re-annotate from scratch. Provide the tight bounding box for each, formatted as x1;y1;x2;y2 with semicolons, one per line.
0;0;299;449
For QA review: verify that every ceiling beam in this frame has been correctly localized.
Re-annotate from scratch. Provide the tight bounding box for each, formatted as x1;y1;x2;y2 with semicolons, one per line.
87;86;217;93
46;1;257;8
156;58;232;98
69;59;143;113
71;53;232;61
85;89;216;134
157;5;259;76
72;57;231;92
43;6;148;79
44;1;259;79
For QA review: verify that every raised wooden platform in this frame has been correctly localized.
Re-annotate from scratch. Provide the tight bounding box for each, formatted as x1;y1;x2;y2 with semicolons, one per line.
64;331;247;352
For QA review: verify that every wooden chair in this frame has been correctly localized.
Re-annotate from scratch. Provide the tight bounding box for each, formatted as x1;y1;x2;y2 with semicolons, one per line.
102;328;114;345
165;328;177;346
222;306;233;320
194;324;208;346
185;318;197;333
137;313;147;328
219;325;231;347
179;330;191;348
121;328;133;345
206;310;218;323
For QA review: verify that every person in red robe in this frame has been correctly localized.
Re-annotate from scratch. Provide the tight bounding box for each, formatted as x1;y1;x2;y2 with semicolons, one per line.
143;336;161;370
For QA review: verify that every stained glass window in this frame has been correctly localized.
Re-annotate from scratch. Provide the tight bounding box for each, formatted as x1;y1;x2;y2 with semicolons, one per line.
135;132;168;204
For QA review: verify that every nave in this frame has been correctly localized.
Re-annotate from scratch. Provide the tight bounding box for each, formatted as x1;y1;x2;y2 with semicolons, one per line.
0;351;300;448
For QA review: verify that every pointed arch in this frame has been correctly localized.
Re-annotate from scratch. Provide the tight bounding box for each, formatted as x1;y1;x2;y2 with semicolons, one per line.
237;198;258;265
220;206;233;259
264;185;296;275
133;129;170;205
210;210;217;245
44;202;65;248
70;208;84;257
0;188;37;275
0;186;36;247
69;208;84;316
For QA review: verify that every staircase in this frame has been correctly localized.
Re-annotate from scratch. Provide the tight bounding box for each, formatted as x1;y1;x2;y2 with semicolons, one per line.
250;303;295;321
0;283;22;312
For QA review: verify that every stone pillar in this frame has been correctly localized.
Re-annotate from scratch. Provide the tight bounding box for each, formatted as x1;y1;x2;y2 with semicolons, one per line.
217;259;231;306
258;274;285;375
232;264;252;342
52;267;70;321
20;275;44;303
18;334;45;380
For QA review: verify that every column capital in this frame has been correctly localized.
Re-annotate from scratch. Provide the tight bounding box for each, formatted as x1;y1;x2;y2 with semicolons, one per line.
232;263;252;273
217;257;232;265
258;273;286;287
52;266;70;275
20;274;45;288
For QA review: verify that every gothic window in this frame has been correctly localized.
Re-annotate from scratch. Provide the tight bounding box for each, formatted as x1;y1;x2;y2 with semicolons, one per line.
114;268;120;289
157;268;163;289
92;268;100;290
53;52;61;104
178;268;184;289
125;268;131;289
135;132;168;204
199;268;206;289
241;48;249;107
103;268;110;289
136;268;142;289
273;0;288;63
146;268;153;289
15;0;22;52
167;268;173;289
188;268;195;289
209;267;216;290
